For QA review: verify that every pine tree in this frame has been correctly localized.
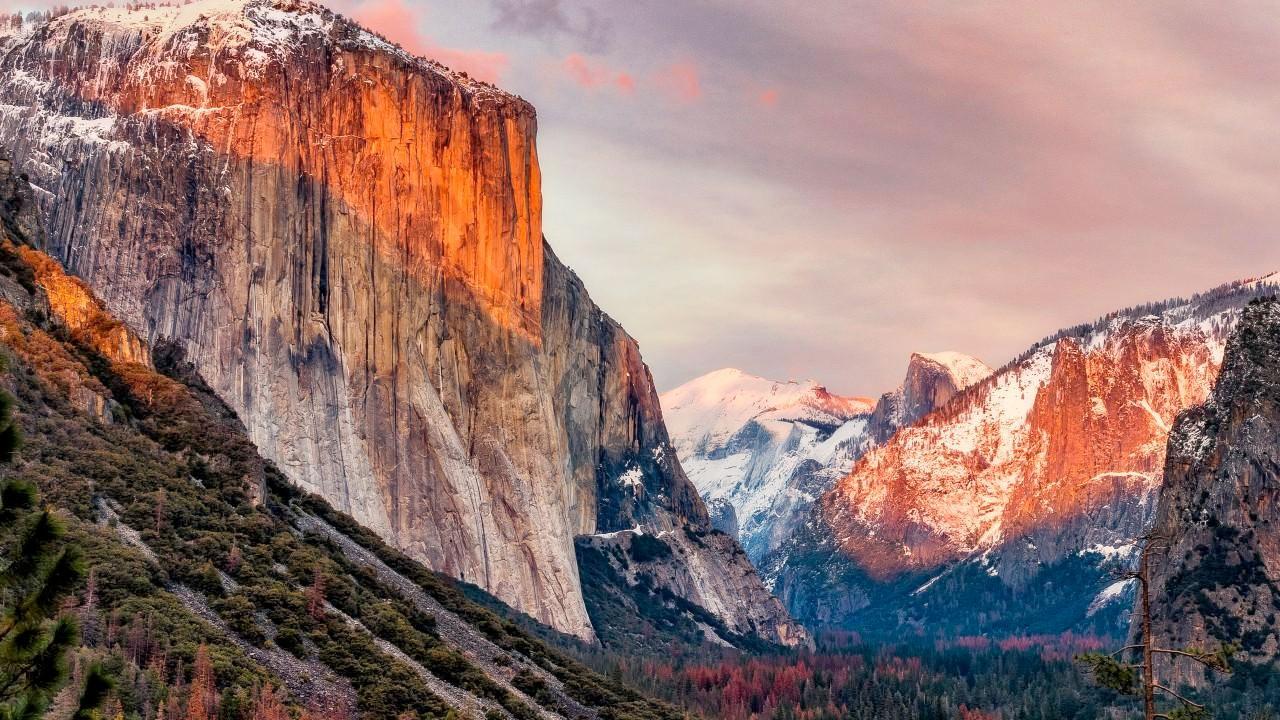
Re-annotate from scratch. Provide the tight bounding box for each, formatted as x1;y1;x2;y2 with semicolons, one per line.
248;684;288;720
0;386;105;720
1077;534;1235;720
186;645;218;720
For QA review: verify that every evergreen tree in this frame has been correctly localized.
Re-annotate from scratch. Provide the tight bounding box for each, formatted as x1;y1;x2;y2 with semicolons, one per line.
1077;534;1235;720
0;388;106;720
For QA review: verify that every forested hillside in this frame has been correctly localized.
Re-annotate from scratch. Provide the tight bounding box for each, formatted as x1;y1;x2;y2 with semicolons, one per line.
0;155;684;720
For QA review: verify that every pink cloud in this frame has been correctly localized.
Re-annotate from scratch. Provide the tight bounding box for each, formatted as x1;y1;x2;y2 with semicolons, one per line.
653;61;702;103
561;53;635;94
425;45;510;84
757;88;779;107
347;0;509;83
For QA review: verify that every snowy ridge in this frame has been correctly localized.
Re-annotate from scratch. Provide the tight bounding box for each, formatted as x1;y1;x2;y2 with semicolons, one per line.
662;368;871;458
818;271;1280;578
1003;271;1280;382
661;368;874;561
3;0;519;103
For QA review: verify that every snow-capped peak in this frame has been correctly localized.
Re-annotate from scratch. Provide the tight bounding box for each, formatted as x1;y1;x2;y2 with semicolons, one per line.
909;351;992;392
661;368;871;457
15;0;516;102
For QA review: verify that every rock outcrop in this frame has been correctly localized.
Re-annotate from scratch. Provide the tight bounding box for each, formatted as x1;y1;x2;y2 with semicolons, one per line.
768;276;1280;636
1146;297;1280;682
0;0;803;646
866;351;993;444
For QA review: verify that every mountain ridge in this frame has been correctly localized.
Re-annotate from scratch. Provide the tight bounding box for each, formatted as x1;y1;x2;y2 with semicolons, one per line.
767;271;1280;637
661;352;987;563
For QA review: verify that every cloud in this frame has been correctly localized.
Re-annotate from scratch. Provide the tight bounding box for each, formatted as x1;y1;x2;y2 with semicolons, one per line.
756;88;779;107
560;53;634;93
425;45;510;83
346;0;509;83
535;1;1280;394
652;61;702;103
490;0;613;52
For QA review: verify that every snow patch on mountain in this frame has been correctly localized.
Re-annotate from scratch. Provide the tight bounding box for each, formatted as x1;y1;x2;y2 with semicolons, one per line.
913;351;993;391
661;368;874;561
1087;579;1136;617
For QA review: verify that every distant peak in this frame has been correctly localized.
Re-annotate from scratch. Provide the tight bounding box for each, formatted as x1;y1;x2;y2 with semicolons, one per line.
907;351;991;390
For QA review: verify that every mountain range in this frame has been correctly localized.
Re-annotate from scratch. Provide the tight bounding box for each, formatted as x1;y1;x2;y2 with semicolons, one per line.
665;274;1280;642
661;351;990;563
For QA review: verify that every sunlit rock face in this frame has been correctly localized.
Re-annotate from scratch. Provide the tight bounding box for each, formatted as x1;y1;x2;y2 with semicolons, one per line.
768;277;1280;635
0;0;804;646
1147;299;1280;684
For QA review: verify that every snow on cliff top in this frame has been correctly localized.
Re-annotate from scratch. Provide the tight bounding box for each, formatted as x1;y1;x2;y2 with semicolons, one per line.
911;351;992;390
661;368;872;457
14;0;521;105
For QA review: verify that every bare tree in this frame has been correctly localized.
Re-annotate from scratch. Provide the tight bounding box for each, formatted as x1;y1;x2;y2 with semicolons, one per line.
1077;534;1236;720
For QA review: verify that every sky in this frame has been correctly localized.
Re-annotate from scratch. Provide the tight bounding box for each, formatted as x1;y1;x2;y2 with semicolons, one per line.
23;0;1280;395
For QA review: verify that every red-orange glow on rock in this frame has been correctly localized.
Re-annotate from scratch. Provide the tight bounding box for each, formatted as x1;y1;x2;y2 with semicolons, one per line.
39;5;543;339
822;319;1222;580
16;243;152;367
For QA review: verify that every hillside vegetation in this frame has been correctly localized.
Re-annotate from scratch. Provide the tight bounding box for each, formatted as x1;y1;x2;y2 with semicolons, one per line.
0;157;685;720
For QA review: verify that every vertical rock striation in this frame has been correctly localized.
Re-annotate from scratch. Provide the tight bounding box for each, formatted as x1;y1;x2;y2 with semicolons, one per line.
1147;297;1280;682
0;0;803;645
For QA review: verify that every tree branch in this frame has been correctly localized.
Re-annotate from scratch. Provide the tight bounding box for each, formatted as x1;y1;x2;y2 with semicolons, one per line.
1151;647;1231;672
1153;683;1204;709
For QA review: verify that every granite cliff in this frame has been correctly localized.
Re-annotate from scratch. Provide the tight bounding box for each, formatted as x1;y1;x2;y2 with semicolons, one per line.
0;0;802;646
1146;297;1280;683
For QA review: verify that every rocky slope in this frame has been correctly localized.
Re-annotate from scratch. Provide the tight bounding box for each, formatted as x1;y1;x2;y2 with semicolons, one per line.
1147;297;1280;683
0;153;687;720
865;351;993;444
0;0;801;646
661;353;988;562
767;275;1280;637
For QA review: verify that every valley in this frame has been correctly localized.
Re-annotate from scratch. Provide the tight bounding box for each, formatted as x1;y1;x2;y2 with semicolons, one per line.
0;1;1277;719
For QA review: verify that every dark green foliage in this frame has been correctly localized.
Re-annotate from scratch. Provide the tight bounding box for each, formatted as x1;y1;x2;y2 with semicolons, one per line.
0;390;19;464
0;378;101;720
511;668;556;708
1076;652;1137;695
70;663;113;720
628;534;672;563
